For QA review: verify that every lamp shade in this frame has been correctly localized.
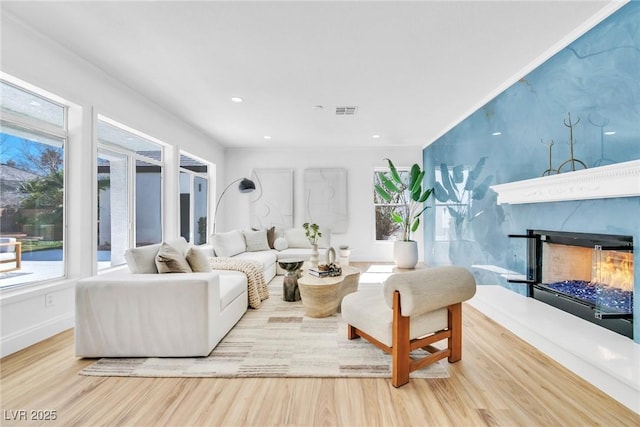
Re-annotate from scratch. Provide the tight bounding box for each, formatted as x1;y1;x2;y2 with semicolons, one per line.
213;177;256;233
238;178;256;193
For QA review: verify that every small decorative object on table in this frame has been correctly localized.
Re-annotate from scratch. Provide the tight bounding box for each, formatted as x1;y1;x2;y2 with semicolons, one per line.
303;222;322;268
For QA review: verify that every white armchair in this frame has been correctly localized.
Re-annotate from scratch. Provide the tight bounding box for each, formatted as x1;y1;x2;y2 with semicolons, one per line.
341;266;476;387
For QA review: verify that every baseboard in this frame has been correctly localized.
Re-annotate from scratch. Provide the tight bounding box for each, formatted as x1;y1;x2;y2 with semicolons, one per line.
468;286;640;414
1;312;74;358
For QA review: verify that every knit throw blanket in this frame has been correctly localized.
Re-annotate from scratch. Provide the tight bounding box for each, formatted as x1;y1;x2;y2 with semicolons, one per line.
209;257;269;309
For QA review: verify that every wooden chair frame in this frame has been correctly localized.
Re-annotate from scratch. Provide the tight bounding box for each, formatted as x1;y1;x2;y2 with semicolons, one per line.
0;241;22;272
347;290;462;387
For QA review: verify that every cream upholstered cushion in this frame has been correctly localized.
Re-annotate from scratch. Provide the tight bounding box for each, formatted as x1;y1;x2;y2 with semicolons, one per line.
341;289;448;348
211;230;246;257
166;236;190;256
155;243;193;274
243;229;270;252
273;237;288;251
383;266;476;317
185;247;212;272
125;243;162;273
284;228;311;248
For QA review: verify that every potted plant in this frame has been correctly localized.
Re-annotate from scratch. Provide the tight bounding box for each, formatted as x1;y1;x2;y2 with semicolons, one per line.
303;222;322;267
375;159;433;268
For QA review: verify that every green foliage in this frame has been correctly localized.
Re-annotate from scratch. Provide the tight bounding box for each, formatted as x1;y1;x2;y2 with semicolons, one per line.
374;158;433;241
19;169;64;232
303;222;322;245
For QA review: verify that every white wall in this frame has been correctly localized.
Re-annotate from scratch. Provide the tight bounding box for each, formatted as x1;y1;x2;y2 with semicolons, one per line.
0;14;225;357
223;146;424;262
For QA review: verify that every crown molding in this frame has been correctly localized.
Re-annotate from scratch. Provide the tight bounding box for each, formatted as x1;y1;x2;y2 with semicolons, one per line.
490;159;640;205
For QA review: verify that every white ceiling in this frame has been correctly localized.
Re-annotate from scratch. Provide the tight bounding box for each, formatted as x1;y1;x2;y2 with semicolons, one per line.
1;1;623;149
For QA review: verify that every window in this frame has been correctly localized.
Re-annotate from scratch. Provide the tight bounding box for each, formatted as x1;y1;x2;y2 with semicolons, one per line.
373;168;410;241
0;80;67;288
96;117;164;269
179;153;209;245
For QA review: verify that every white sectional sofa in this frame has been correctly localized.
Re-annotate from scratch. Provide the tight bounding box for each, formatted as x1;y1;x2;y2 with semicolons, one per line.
75;237;249;358
208;227;331;275
75;227;332;358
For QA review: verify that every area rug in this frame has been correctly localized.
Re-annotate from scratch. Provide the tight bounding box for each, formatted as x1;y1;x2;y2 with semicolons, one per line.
79;278;449;379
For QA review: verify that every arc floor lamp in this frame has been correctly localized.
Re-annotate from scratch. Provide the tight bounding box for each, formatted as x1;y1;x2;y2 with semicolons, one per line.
213;177;255;233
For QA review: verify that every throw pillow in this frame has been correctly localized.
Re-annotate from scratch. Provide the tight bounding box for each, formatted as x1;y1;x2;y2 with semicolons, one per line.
284;228;311;248
243;229;270;252
266;226;276;248
252;226;276;248
185;247;212;272
155;242;193;273
166;236;190;255
211;230;246;257
273;237;289;251
124;243;162;274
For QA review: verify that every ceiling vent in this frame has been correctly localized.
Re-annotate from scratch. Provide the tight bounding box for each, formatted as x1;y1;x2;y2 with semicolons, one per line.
335;106;358;115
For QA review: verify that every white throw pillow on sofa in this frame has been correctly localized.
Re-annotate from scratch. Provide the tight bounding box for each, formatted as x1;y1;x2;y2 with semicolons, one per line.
166;236;190;256
243;229;270;252
185;247;213;272
284;228;311;248
273;237;289;251
124;243;162;273
211;230;246;257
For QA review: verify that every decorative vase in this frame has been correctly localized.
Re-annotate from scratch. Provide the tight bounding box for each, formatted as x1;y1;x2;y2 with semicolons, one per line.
393;240;418;269
339;248;351;266
309;243;319;268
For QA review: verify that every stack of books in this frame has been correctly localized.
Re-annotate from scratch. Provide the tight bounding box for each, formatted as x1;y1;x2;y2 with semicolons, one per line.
308;264;342;277
308;267;330;277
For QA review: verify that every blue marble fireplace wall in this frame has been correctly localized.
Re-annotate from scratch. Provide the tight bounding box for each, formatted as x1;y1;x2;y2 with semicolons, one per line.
422;2;639;341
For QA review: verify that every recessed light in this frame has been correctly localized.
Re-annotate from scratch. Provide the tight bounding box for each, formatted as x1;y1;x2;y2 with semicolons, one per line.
492;132;502;136
231;97;243;103
372;134;381;139
263;136;271;140
604;131;616;135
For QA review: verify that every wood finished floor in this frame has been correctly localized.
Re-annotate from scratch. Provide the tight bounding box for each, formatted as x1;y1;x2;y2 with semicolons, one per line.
1;266;639;426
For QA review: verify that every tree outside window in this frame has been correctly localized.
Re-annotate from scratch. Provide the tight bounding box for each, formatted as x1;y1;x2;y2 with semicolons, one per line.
373;168;410;241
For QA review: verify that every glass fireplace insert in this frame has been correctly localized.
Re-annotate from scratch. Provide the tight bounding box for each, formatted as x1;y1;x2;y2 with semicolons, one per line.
509;230;634;339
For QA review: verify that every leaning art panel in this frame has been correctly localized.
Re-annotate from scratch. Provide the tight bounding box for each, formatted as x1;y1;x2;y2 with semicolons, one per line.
303;168;348;234
250;169;294;229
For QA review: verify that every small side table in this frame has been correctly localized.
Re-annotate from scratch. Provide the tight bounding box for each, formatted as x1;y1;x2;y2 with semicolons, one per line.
278;258;304;302
298;264;360;318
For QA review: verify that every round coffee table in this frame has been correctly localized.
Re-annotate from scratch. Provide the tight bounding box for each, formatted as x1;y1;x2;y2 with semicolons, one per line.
298;264;360;318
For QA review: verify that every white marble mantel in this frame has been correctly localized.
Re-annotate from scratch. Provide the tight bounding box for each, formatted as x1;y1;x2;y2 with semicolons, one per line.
490;159;640;205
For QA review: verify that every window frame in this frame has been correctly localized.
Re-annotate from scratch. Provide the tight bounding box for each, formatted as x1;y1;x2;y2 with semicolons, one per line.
95;115;166;269
0;79;69;289
179;152;210;245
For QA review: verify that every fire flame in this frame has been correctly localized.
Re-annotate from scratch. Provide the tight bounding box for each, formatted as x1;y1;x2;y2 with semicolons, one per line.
595;251;634;291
